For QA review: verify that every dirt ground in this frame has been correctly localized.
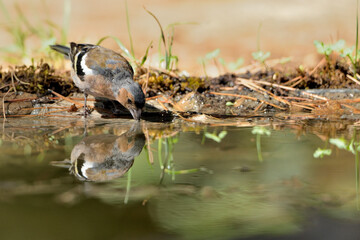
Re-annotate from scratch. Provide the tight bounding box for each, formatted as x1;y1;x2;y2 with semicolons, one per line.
0;0;358;75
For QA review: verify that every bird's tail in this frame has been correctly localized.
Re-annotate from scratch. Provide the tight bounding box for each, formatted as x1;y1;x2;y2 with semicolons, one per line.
50;44;71;57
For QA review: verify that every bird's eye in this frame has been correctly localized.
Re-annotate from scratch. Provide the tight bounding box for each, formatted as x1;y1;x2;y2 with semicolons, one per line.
128;99;133;104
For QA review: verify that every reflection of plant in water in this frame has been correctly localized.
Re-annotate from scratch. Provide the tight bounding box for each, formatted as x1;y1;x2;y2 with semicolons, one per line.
156;134;209;182
313;148;332;158
252;126;271;162
204;130;227;143
321;131;360;209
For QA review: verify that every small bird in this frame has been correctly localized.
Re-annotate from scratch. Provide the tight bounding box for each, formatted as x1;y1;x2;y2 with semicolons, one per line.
50;42;145;120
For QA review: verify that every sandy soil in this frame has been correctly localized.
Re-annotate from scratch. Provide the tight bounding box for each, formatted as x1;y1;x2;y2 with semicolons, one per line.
0;0;358;75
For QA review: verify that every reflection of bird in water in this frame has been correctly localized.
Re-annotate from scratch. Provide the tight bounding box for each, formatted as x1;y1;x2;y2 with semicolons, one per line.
53;124;145;182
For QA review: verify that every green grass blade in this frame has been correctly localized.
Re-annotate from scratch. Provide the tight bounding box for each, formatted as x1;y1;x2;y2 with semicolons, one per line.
96;35;135;62
144;7;169;69
125;0;135;57
140;41;153;66
0;0;11;22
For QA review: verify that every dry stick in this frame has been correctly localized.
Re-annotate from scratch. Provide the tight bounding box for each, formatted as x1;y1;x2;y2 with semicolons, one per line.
254;102;265;112
347;74;360;85
143;126;154;165
291;103;315;110
290;78;305;88
284;96;317;101
51;124;74;135
0;84;11;91
49;97;95;101
284;76;302;86
237;78;290;105
161;96;184;112
338;98;360;103
0;114;39;118
49;90;84;107
309;58;326;76
2;87;13;121
210;91;258;101
146;95;162;101
156;98;169;111
341;104;360;113
252;79;328;101
5;97;38;102
209;91;286;110
21;106;67;111
10;71;17;93
12;71;30;85
45;115;82;118
44;109;69;115
283;58;326;87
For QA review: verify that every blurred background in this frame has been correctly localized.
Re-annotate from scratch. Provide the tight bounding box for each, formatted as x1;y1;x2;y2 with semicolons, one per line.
0;0;358;75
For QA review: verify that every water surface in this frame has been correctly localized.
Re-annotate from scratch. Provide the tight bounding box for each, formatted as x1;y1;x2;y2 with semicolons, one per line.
1;118;360;239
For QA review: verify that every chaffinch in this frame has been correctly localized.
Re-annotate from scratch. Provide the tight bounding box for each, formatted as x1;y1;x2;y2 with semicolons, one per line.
50;42;145;120
69;126;145;182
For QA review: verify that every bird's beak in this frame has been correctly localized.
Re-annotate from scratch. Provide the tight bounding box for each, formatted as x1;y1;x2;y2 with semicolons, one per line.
129;108;142;120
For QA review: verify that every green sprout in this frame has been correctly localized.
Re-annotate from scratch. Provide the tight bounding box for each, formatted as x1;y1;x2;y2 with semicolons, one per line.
251;126;271;162
199;48;220;76
199;49;244;76
252;51;271;65
328;130;360;209
313;148;332;158
204;130;227;143
251;23;270;66
145;7;189;71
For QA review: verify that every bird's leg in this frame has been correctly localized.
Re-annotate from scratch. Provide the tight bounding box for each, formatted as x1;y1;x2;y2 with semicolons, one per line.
83;92;91;117
83;116;88;137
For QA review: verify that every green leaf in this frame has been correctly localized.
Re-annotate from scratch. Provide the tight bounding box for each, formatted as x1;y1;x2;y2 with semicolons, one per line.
313;148;332;158
218;131;227;139
252;51;270;63
329;138;348;150
218;57;226;66
331;39;346;52
204;132;221;143
314;40;332;56
205;48;220;60
227;58;244;71
140;41;153;67
251;126;271;136
340;46;354;57
226;102;234;106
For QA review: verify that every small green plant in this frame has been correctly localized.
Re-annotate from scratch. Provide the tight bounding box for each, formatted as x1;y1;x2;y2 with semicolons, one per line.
314;1;360;78
199;48;244;76
199;48;220;76
313;148;332;158
251;126;271;162
251;23;270;66
204;130;227;143
144;7;183;71
251;50;271;65
327;131;360;209
219;57;244;71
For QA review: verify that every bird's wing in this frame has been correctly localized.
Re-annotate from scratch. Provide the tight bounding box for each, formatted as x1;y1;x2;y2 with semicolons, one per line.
84;46;134;78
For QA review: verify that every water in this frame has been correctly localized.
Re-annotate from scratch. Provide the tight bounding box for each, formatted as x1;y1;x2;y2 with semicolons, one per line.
1;118;360;240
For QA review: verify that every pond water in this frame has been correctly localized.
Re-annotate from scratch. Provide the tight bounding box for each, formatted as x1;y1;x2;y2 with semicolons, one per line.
1;118;360;240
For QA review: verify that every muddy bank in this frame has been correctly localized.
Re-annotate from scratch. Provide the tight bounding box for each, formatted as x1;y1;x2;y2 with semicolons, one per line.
1;58;360;121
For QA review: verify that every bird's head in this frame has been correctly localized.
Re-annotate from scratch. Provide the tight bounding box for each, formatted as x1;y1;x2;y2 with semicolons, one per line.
116;82;145;120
